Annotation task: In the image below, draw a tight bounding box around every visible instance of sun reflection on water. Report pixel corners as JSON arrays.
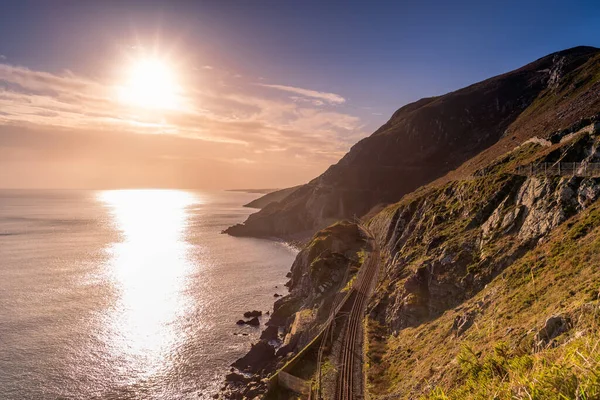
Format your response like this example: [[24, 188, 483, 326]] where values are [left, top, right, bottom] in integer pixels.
[[98, 189, 198, 378]]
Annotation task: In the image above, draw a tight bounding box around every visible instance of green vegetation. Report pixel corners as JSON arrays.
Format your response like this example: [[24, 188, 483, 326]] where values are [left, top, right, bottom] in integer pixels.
[[423, 333, 600, 400], [363, 120, 600, 399], [341, 275, 357, 292], [366, 192, 600, 399], [515, 54, 600, 127]]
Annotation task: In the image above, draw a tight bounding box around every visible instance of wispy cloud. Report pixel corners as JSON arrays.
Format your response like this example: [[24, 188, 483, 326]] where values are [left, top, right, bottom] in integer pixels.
[[259, 83, 346, 105], [0, 60, 367, 188]]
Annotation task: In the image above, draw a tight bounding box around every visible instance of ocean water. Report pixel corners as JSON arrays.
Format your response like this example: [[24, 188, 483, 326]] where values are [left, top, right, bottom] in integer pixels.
[[0, 189, 297, 399]]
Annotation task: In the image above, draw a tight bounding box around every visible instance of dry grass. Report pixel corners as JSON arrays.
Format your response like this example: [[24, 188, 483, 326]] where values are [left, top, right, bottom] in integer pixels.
[[366, 196, 600, 399]]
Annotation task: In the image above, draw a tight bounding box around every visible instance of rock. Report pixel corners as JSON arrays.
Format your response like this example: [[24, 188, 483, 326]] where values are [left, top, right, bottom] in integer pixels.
[[273, 293, 281, 297], [212, 394, 219, 399], [541, 315, 571, 340], [231, 340, 276, 372], [244, 385, 262, 398], [236, 320, 245, 325], [260, 325, 279, 341], [225, 372, 248, 384], [246, 317, 260, 326], [243, 310, 262, 318], [517, 177, 579, 242], [452, 310, 478, 337], [534, 315, 572, 350], [578, 178, 600, 208], [275, 343, 293, 358]]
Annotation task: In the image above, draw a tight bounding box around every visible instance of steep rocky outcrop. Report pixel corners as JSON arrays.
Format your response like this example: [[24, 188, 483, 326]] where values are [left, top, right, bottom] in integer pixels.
[[220, 47, 600, 400], [269, 221, 370, 347], [226, 46, 600, 240], [364, 120, 600, 398], [220, 221, 370, 399]]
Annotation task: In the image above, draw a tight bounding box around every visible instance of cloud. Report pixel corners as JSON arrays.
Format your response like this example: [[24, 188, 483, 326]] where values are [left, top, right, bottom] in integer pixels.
[[0, 60, 369, 188], [259, 83, 346, 105], [0, 55, 6, 60]]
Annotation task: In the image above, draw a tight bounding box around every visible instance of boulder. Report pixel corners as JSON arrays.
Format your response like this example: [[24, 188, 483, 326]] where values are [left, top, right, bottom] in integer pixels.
[[243, 310, 262, 318], [231, 340, 276, 372], [225, 372, 248, 384], [260, 325, 279, 341], [275, 343, 293, 358], [534, 314, 572, 350], [246, 317, 260, 326], [236, 320, 245, 325], [244, 385, 262, 398]]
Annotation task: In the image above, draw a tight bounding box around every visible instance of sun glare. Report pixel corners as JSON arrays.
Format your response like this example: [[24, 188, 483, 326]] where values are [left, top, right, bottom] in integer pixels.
[[118, 57, 182, 110], [98, 189, 198, 376]]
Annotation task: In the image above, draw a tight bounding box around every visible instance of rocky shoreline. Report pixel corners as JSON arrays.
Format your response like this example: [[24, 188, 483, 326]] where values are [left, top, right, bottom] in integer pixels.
[[215, 221, 370, 399]]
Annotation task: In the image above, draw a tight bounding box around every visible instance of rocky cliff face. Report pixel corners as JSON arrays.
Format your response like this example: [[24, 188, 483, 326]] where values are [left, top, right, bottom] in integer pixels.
[[364, 119, 600, 398], [220, 221, 370, 398], [368, 123, 600, 335], [220, 47, 600, 399], [225, 46, 600, 240], [269, 221, 369, 347]]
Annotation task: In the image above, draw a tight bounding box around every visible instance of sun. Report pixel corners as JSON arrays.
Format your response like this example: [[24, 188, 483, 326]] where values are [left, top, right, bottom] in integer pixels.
[[118, 57, 182, 110]]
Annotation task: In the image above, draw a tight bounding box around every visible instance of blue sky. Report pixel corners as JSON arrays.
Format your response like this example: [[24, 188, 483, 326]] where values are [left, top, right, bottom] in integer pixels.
[[0, 0, 599, 188], [2, 0, 599, 115]]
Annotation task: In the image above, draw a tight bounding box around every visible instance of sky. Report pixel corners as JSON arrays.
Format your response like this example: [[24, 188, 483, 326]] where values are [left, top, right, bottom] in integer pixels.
[[0, 0, 599, 189]]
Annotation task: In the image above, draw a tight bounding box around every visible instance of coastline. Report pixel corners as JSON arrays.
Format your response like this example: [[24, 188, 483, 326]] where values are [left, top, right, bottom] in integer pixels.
[[217, 220, 369, 399]]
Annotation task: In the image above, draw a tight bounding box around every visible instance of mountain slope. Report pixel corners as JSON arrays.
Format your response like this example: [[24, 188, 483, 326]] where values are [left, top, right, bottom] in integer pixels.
[[220, 117, 600, 400], [225, 46, 600, 239], [243, 185, 302, 209], [218, 47, 600, 400], [364, 118, 600, 398]]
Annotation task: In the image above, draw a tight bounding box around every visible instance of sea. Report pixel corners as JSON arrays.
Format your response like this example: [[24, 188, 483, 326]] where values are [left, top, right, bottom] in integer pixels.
[[0, 189, 297, 399]]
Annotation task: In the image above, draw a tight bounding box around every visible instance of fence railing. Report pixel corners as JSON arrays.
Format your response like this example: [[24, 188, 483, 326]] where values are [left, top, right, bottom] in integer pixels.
[[515, 162, 600, 177]]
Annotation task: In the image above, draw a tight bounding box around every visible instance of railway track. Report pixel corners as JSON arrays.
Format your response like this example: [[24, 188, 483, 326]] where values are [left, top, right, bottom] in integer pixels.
[[335, 239, 379, 400], [281, 223, 379, 400]]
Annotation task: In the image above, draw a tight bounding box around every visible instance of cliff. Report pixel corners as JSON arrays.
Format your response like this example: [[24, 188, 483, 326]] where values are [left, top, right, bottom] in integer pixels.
[[364, 117, 600, 398], [218, 46, 600, 399], [225, 46, 600, 240]]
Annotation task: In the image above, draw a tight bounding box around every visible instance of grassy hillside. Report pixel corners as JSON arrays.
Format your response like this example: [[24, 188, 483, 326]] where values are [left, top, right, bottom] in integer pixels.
[[364, 119, 600, 399], [366, 199, 600, 398]]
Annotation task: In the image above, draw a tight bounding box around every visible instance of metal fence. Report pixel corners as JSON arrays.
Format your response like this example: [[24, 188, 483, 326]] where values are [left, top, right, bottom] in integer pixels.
[[515, 162, 600, 177]]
